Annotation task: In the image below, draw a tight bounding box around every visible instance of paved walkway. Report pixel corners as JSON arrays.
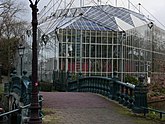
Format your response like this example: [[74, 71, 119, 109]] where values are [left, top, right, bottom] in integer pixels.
[[41, 92, 160, 124]]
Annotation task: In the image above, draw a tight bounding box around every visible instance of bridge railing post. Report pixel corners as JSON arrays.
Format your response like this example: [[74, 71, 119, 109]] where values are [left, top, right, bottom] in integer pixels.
[[111, 71, 119, 100], [77, 72, 82, 92], [21, 71, 31, 105], [127, 88, 134, 109], [132, 75, 148, 113], [4, 82, 10, 96], [52, 70, 55, 90], [66, 71, 72, 91], [6, 70, 17, 94]]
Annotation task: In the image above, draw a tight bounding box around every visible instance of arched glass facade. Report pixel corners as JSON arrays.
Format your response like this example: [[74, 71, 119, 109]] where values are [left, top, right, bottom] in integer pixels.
[[57, 24, 165, 81], [33, 5, 165, 82]]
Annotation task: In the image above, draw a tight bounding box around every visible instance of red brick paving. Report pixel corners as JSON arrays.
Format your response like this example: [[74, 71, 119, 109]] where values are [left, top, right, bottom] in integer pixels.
[[41, 92, 159, 124], [41, 92, 111, 109]]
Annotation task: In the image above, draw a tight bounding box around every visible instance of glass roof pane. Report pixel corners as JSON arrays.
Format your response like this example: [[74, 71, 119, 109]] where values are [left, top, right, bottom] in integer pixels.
[[39, 5, 148, 33]]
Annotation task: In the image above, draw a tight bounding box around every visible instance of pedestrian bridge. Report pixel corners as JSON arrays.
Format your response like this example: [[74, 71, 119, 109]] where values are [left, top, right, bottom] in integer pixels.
[[1, 71, 165, 123], [54, 72, 148, 114], [41, 92, 159, 124], [41, 92, 140, 124]]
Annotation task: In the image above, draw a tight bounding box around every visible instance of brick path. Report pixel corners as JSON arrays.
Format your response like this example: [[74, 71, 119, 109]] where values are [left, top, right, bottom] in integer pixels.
[[41, 92, 160, 124]]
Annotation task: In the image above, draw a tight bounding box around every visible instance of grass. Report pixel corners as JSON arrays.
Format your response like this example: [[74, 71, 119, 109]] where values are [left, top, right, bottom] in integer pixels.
[[114, 104, 164, 124], [97, 94, 165, 124], [42, 108, 61, 124]]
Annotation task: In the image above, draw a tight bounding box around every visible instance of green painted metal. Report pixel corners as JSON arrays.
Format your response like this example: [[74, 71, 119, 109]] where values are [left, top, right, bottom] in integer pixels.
[[132, 75, 148, 113], [52, 71, 165, 118], [3, 71, 43, 123], [53, 70, 68, 91], [64, 72, 149, 113], [142, 107, 165, 119]]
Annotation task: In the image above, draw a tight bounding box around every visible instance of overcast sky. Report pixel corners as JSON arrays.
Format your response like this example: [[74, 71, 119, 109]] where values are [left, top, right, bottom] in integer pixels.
[[20, 0, 165, 29]]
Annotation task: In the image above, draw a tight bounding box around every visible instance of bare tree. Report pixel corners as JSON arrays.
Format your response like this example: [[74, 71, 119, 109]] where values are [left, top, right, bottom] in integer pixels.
[[0, 0, 27, 75], [0, 0, 27, 39]]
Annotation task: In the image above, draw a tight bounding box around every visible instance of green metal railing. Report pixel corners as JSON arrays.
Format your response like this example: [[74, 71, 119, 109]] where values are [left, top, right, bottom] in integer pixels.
[[66, 74, 165, 119], [67, 74, 137, 110], [4, 76, 31, 105], [2, 72, 43, 123], [0, 98, 43, 123], [142, 107, 165, 119], [53, 71, 165, 119], [0, 104, 30, 123]]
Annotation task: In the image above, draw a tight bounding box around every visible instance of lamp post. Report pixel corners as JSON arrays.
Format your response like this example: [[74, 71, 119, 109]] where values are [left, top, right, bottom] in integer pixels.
[[18, 44, 25, 76], [0, 63, 2, 84], [28, 0, 41, 123]]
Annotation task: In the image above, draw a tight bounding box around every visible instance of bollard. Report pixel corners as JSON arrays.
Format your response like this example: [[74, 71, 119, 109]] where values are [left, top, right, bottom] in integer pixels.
[[132, 75, 148, 113]]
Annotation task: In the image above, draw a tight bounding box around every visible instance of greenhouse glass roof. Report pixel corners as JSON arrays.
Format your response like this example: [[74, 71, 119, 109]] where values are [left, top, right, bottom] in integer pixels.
[[38, 5, 150, 33]]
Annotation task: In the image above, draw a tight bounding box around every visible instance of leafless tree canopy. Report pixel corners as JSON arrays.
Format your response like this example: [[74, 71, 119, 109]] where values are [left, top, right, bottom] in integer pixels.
[[0, 0, 27, 75], [0, 0, 27, 39]]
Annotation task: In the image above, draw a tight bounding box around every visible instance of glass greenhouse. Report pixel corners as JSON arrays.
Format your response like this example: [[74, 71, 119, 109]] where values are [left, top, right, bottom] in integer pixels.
[[27, 5, 165, 82]]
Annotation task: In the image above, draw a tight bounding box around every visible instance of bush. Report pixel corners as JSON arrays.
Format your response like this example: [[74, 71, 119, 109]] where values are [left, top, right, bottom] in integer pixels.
[[40, 82, 52, 92], [125, 75, 138, 85]]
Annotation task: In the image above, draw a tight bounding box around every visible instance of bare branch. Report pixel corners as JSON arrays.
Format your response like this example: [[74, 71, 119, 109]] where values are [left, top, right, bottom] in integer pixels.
[[35, 0, 40, 5], [0, 0, 27, 38], [0, 0, 27, 75], [29, 0, 33, 5]]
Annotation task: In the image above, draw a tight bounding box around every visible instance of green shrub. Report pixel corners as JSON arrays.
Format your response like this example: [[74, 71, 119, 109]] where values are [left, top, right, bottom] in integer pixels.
[[0, 84, 8, 111], [40, 82, 52, 92], [72, 73, 77, 80], [125, 75, 138, 85]]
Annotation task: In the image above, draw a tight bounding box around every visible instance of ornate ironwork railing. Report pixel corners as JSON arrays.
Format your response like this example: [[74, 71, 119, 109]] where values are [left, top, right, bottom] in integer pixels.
[[2, 72, 43, 123], [53, 71, 165, 120], [0, 98, 43, 123], [67, 74, 137, 110]]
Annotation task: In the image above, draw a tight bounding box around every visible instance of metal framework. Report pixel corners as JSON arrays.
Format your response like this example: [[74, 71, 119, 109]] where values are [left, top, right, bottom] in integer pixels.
[[26, 5, 165, 82]]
